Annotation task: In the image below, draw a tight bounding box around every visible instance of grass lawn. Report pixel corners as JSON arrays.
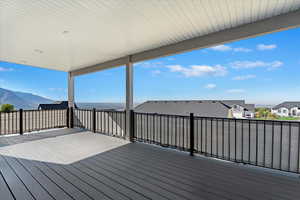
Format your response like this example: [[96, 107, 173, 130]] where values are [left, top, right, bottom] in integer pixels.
[[277, 116, 300, 121], [256, 117, 300, 121]]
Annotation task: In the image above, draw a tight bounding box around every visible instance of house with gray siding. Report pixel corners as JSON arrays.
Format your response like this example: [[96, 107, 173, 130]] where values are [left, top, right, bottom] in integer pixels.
[[135, 100, 255, 119], [271, 102, 300, 117]]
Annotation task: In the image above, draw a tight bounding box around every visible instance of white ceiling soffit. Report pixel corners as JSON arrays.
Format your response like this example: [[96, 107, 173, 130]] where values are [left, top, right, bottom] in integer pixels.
[[1, 1, 300, 75]]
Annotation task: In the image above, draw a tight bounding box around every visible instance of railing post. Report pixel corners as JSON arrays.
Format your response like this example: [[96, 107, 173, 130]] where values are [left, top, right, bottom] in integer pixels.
[[66, 108, 70, 128], [129, 109, 135, 142], [70, 107, 74, 128], [93, 108, 96, 133], [19, 109, 23, 135], [190, 113, 194, 156]]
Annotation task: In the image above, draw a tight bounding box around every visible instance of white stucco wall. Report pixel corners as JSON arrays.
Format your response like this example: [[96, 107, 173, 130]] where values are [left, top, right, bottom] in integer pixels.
[[272, 107, 290, 117], [231, 104, 254, 119], [290, 107, 300, 116]]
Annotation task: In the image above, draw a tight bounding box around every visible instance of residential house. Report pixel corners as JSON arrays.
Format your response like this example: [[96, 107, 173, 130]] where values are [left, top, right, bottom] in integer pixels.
[[135, 100, 255, 119], [38, 101, 77, 110], [271, 102, 300, 117]]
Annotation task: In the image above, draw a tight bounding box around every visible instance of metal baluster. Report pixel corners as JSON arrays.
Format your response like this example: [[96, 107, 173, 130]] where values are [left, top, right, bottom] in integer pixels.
[[183, 117, 185, 150], [248, 120, 251, 164], [201, 118, 203, 153], [288, 122, 291, 171], [242, 120, 244, 162], [160, 115, 162, 145], [175, 116, 178, 148], [222, 119, 224, 158], [280, 122, 283, 170], [196, 118, 198, 152], [255, 121, 258, 166], [167, 115, 169, 146], [152, 114, 155, 143], [216, 119, 218, 157], [228, 120, 230, 160], [235, 119, 237, 162], [211, 118, 213, 156], [205, 118, 208, 155], [147, 113, 149, 142], [263, 120, 266, 167], [271, 121, 274, 169]]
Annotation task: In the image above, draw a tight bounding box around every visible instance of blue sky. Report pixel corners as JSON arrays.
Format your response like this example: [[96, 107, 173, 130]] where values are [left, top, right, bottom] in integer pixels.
[[1, 27, 300, 105]]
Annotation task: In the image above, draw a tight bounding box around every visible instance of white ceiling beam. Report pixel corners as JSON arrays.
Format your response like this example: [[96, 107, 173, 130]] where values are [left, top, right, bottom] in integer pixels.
[[71, 9, 300, 76]]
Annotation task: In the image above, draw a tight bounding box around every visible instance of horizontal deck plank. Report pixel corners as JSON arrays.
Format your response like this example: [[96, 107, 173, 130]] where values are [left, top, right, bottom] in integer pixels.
[[104, 144, 298, 200], [0, 155, 35, 200], [0, 170, 15, 200], [16, 158, 74, 200], [0, 129, 299, 200], [3, 156, 54, 200]]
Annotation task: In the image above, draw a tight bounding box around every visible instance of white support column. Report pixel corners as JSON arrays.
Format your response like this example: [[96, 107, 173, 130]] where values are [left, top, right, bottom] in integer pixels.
[[68, 72, 74, 128], [68, 72, 74, 108], [126, 56, 133, 139]]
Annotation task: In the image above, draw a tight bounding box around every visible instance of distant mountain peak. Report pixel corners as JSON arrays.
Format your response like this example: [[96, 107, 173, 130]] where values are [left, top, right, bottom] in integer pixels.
[[0, 87, 54, 109]]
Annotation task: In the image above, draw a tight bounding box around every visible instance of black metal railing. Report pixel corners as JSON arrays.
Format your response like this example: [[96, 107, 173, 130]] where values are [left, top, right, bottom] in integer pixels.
[[1, 107, 299, 174], [134, 112, 191, 151], [0, 109, 67, 135], [134, 112, 300, 174], [73, 108, 126, 138]]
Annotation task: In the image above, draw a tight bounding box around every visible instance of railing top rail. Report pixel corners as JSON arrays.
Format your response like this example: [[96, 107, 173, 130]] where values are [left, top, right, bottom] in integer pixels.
[[22, 108, 67, 112], [134, 111, 300, 124], [75, 108, 125, 113], [0, 110, 19, 113], [134, 111, 189, 118]]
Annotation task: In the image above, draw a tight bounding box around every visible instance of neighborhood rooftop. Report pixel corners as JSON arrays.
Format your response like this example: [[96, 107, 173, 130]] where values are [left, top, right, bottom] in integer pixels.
[[135, 100, 255, 118], [273, 101, 300, 109]]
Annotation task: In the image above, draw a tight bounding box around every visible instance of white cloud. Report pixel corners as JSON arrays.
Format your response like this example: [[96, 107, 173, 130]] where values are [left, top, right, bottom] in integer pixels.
[[204, 83, 216, 89], [230, 60, 283, 70], [0, 67, 14, 72], [232, 74, 256, 80], [233, 47, 252, 52], [226, 89, 245, 93], [210, 45, 252, 52], [257, 44, 277, 50], [167, 64, 227, 77], [211, 45, 232, 51]]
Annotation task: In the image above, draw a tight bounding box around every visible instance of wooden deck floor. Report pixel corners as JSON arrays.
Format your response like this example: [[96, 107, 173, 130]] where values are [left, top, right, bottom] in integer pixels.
[[0, 129, 299, 200]]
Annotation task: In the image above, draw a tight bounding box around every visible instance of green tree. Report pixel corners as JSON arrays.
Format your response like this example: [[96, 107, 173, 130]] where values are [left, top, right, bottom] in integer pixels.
[[0, 104, 14, 112], [255, 107, 271, 119]]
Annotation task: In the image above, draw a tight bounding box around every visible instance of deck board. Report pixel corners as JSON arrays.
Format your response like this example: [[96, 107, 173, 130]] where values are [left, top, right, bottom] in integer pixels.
[[0, 170, 15, 200], [32, 160, 92, 200], [0, 155, 35, 200], [45, 162, 110, 200], [0, 129, 299, 200], [3, 156, 54, 200], [16, 158, 74, 200], [106, 145, 296, 200]]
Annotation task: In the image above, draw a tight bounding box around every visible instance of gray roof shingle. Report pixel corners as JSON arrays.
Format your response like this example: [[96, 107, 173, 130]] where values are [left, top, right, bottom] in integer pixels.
[[273, 102, 300, 110], [135, 100, 254, 118]]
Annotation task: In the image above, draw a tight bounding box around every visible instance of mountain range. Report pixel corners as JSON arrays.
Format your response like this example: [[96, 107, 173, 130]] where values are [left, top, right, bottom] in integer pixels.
[[0, 88, 53, 109]]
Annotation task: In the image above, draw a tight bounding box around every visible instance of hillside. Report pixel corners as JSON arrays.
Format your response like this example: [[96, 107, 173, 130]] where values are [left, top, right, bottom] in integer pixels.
[[0, 88, 53, 109]]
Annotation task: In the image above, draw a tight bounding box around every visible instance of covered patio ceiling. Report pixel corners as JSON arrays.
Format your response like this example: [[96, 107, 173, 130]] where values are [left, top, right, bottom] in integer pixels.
[[1, 0, 300, 76]]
